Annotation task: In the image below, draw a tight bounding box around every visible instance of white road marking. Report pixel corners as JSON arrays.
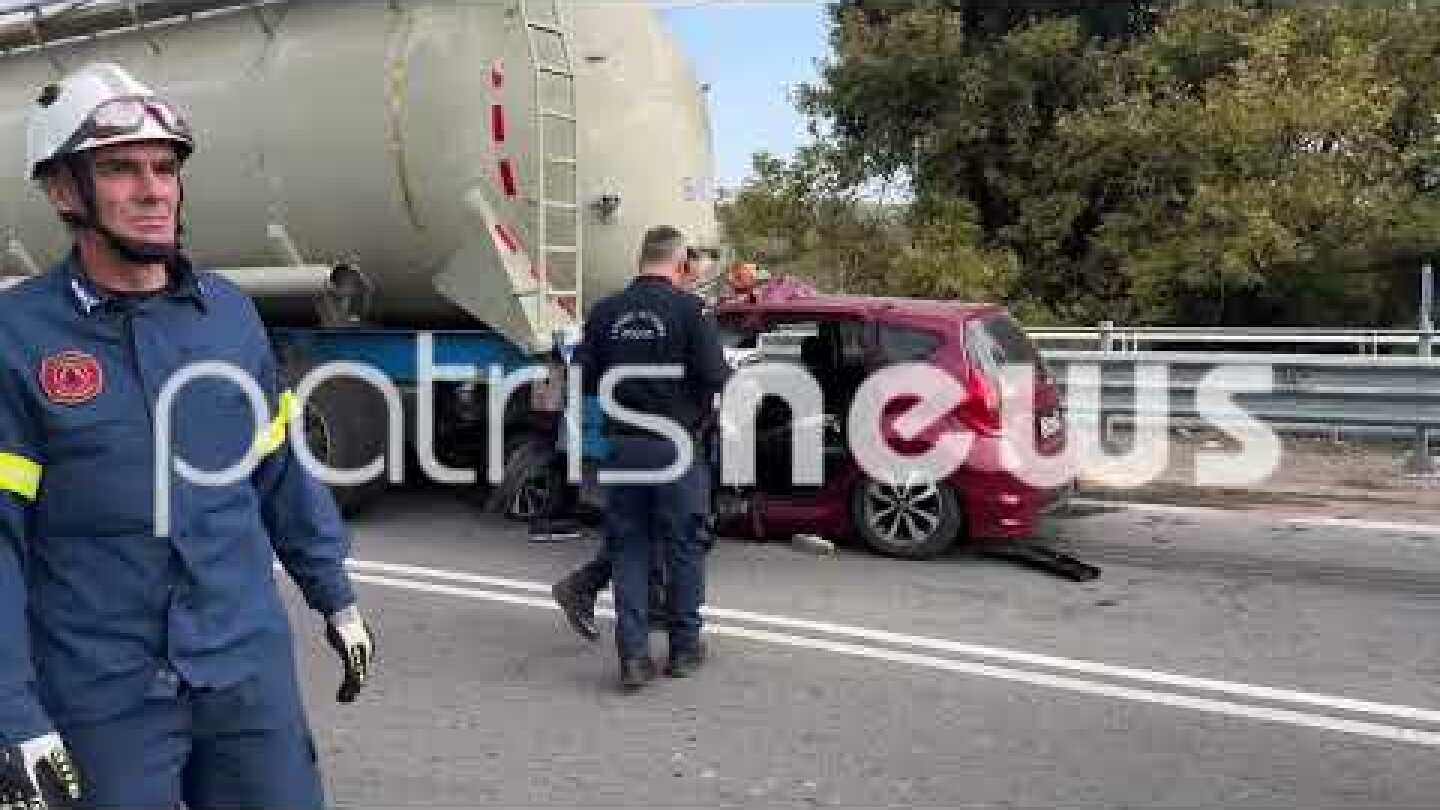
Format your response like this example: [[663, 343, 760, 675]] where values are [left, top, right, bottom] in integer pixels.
[[1284, 516, 1440, 535], [1070, 497, 1440, 536], [348, 560, 1440, 732], [348, 570, 1440, 748]]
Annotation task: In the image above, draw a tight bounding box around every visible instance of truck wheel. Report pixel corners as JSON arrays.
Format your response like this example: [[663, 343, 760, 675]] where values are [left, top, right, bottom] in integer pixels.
[[850, 477, 963, 560], [289, 369, 393, 517], [501, 435, 570, 522]]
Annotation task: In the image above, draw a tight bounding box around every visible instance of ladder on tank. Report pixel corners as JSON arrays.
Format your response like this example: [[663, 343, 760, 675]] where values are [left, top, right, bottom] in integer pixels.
[[518, 0, 582, 347]]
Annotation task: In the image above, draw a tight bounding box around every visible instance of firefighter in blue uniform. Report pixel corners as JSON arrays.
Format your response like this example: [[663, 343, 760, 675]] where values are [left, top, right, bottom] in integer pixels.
[[0, 63, 374, 809]]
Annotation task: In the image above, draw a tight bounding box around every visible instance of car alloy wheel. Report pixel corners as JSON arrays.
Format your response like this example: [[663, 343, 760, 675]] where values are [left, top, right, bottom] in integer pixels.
[[864, 479, 943, 547], [852, 475, 964, 560]]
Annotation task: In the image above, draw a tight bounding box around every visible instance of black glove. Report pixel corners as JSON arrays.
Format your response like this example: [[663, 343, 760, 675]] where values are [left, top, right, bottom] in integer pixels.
[[326, 606, 375, 704], [1, 733, 81, 809]]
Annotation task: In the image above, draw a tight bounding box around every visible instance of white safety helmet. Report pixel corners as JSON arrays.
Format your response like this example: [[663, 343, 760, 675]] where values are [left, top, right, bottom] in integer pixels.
[[25, 62, 193, 181]]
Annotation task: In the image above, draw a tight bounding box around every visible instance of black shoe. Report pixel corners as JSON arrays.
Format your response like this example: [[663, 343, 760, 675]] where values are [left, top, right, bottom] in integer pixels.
[[530, 518, 583, 544], [666, 643, 708, 678], [552, 578, 599, 642], [620, 657, 657, 691]]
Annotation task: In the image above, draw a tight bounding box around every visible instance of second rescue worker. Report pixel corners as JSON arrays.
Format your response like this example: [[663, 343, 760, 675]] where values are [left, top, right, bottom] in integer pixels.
[[581, 227, 730, 690], [0, 64, 373, 809]]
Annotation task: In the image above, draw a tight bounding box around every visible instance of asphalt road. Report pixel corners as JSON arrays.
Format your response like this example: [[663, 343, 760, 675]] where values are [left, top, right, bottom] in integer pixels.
[[283, 486, 1440, 808]]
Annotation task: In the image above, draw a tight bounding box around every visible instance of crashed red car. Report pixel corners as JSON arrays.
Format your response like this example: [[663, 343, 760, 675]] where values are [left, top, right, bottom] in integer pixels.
[[710, 291, 1073, 560]]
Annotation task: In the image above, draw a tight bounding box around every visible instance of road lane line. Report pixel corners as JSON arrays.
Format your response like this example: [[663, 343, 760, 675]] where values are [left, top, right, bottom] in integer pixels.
[[349, 561, 552, 595], [1284, 515, 1440, 535], [1070, 497, 1440, 536], [348, 559, 1440, 727], [352, 571, 558, 611], [349, 571, 1440, 748], [1071, 498, 1231, 518]]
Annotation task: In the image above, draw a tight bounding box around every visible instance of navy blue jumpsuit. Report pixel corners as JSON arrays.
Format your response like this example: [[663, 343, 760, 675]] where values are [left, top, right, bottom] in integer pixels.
[[0, 252, 354, 808]]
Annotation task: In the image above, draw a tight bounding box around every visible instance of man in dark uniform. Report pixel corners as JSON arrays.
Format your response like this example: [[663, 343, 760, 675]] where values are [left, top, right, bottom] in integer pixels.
[[0, 63, 373, 809], [550, 249, 715, 642], [579, 227, 729, 689]]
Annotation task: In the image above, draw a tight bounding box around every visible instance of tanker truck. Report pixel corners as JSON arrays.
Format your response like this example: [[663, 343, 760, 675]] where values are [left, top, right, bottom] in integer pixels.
[[0, 0, 721, 513]]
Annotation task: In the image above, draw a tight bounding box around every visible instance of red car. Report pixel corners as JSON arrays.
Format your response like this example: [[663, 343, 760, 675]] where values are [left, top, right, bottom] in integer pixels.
[[711, 293, 1072, 560]]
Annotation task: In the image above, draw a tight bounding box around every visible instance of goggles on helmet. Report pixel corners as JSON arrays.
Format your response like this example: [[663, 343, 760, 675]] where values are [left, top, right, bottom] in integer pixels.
[[56, 95, 193, 158]]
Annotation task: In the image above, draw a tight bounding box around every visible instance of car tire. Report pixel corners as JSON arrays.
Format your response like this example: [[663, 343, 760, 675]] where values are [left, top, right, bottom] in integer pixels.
[[850, 476, 964, 560]]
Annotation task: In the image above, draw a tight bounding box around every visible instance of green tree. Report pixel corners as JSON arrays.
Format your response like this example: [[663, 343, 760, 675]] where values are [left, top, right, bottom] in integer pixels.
[[1039, 4, 1440, 324], [723, 0, 1440, 326], [717, 151, 1017, 303]]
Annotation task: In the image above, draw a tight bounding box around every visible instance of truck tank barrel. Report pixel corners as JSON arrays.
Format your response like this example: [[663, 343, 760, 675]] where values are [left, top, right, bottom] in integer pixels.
[[0, 0, 719, 351], [0, 1, 282, 53]]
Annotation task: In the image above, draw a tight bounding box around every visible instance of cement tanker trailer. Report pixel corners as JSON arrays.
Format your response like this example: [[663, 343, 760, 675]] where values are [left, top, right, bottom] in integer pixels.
[[0, 0, 721, 512]]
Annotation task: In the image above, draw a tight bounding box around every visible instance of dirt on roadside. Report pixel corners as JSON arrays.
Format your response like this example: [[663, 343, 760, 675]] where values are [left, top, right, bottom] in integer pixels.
[[1075, 430, 1440, 523]]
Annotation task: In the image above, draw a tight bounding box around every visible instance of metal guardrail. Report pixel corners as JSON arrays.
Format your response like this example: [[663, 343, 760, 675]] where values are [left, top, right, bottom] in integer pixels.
[[1030, 324, 1437, 355], [1038, 350, 1440, 472]]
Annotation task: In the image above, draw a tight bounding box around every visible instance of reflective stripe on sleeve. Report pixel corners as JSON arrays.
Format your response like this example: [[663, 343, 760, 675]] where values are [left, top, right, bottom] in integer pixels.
[[255, 390, 298, 458], [0, 452, 42, 501]]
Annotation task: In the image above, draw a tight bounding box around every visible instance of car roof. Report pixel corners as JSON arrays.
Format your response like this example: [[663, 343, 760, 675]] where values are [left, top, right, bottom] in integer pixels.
[[716, 292, 1007, 328]]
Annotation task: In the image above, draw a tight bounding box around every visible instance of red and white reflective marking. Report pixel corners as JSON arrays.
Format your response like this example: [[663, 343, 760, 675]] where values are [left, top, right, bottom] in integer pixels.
[[498, 158, 518, 197], [491, 104, 506, 144], [493, 223, 519, 254]]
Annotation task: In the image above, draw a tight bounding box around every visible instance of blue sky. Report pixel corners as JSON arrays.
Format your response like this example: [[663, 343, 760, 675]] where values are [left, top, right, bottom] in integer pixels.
[[656, 1, 830, 191]]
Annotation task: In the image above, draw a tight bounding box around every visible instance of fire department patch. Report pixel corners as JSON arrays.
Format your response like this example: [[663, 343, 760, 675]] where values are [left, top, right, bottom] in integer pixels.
[[40, 350, 103, 406]]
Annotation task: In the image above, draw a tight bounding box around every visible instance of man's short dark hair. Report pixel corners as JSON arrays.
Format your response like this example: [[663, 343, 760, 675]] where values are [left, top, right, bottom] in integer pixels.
[[639, 225, 686, 266]]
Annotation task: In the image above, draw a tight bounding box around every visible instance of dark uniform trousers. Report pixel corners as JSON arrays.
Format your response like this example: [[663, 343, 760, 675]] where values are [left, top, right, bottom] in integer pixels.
[[61, 641, 322, 810], [604, 435, 710, 661]]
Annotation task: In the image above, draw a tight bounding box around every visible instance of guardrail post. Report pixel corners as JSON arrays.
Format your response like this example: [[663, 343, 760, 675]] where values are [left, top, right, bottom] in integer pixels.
[[1099, 320, 1115, 354], [1410, 263, 1436, 474]]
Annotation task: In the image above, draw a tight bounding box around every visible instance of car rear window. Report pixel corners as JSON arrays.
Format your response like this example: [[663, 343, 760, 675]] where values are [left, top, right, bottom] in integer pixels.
[[879, 325, 942, 363], [966, 314, 1039, 370]]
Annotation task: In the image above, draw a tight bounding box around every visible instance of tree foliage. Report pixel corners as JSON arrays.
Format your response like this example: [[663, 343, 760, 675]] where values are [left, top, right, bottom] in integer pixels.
[[718, 0, 1440, 326]]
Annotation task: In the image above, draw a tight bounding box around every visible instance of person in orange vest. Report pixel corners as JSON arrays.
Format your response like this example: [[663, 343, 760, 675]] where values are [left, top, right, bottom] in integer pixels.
[[721, 261, 762, 304]]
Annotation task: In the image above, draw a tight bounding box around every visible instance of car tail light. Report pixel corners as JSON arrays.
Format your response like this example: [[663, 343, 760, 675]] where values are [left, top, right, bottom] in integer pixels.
[[962, 362, 1003, 434], [961, 360, 1063, 440]]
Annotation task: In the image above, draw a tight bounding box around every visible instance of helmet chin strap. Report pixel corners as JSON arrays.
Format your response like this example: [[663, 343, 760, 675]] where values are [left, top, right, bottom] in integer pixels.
[[60, 155, 184, 267]]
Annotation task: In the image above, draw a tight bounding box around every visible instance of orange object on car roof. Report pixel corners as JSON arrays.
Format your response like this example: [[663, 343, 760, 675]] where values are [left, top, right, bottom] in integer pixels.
[[728, 262, 759, 293]]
